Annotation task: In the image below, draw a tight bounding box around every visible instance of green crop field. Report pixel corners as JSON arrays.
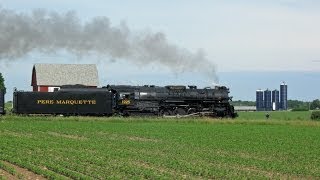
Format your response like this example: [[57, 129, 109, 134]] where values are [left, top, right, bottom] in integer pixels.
[[237, 111, 312, 121], [1, 112, 320, 179]]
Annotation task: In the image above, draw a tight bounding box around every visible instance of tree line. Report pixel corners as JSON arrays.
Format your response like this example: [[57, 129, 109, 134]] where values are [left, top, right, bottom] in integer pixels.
[[0, 72, 5, 94], [232, 99, 320, 110]]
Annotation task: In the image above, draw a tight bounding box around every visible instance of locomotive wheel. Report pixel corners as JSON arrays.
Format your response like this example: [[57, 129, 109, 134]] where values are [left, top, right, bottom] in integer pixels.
[[187, 108, 197, 114], [175, 108, 187, 115], [122, 111, 130, 117], [161, 109, 173, 116]]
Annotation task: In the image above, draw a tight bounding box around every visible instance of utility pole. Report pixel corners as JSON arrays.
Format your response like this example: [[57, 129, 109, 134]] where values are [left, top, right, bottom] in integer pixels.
[[309, 102, 311, 111]]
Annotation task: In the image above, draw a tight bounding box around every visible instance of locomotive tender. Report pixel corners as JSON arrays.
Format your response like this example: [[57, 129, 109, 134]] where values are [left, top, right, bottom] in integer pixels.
[[13, 89, 113, 116], [10, 84, 237, 118]]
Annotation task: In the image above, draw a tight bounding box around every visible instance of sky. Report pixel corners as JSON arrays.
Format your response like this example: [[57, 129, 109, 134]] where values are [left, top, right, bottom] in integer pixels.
[[0, 0, 319, 101]]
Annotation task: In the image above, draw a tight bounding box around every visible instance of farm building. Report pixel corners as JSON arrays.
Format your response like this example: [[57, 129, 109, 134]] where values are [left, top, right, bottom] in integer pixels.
[[234, 106, 256, 112], [31, 64, 99, 92]]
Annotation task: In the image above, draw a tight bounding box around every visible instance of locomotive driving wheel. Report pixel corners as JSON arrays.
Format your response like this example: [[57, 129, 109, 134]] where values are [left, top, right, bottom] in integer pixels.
[[160, 109, 173, 116], [187, 108, 197, 114], [174, 107, 187, 116]]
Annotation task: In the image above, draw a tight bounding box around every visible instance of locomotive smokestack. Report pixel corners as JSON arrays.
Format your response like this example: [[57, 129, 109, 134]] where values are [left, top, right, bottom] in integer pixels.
[[0, 7, 218, 82]]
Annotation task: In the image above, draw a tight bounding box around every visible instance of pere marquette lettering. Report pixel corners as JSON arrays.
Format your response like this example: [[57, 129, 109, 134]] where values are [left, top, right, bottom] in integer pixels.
[[37, 100, 97, 105]]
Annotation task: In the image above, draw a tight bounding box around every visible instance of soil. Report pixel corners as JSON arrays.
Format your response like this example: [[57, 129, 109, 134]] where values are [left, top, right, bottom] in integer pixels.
[[1, 161, 46, 180]]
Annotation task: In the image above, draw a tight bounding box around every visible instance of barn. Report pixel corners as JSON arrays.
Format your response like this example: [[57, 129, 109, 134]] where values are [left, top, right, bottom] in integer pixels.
[[31, 64, 99, 92]]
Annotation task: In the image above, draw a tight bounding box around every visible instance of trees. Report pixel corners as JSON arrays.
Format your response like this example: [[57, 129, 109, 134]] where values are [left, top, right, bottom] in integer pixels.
[[311, 111, 320, 120], [288, 100, 309, 111], [231, 100, 255, 106], [310, 99, 320, 110], [0, 73, 6, 94], [232, 100, 311, 110]]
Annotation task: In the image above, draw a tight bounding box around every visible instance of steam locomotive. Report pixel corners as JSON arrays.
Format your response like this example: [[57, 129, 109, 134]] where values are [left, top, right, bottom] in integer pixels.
[[2, 84, 237, 118], [107, 85, 236, 117]]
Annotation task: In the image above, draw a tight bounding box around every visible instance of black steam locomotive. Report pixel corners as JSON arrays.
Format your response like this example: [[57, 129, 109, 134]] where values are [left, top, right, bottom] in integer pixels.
[[8, 84, 237, 118], [107, 85, 236, 117]]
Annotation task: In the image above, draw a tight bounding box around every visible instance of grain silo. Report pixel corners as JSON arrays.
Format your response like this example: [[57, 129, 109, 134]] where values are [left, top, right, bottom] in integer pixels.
[[264, 89, 272, 111], [256, 89, 264, 111], [280, 82, 288, 110], [272, 89, 280, 111]]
